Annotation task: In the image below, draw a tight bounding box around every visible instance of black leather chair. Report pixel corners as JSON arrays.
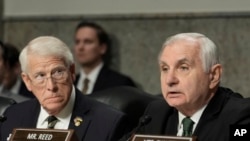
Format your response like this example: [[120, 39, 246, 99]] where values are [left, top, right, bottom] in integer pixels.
[[88, 86, 161, 131], [0, 96, 16, 115]]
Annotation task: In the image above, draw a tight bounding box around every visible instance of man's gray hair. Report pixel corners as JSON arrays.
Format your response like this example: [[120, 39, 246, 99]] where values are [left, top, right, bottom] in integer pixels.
[[159, 33, 220, 73], [19, 36, 74, 73]]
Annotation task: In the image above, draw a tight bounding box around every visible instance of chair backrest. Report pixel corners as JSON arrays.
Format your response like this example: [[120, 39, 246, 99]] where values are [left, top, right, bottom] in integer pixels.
[[0, 96, 16, 115], [88, 86, 161, 131]]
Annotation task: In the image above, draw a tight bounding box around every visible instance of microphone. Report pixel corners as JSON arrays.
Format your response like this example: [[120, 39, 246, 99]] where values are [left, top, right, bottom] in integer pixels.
[[137, 115, 152, 127], [0, 115, 7, 122], [126, 115, 152, 141]]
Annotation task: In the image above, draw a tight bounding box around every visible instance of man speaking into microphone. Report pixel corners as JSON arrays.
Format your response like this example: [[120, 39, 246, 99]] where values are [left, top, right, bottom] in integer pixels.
[[121, 33, 250, 141], [0, 36, 128, 141]]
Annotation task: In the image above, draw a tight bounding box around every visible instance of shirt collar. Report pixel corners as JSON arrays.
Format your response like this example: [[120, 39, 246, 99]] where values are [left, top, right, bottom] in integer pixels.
[[80, 62, 103, 83], [38, 86, 76, 126], [78, 62, 103, 94], [0, 84, 3, 93], [9, 78, 21, 94], [178, 104, 207, 130], [0, 78, 21, 95]]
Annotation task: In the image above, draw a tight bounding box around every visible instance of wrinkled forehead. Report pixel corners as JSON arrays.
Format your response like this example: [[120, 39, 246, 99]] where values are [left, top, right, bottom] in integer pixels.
[[159, 39, 202, 66], [160, 38, 200, 57], [26, 55, 67, 71], [165, 37, 200, 47], [162, 39, 200, 55]]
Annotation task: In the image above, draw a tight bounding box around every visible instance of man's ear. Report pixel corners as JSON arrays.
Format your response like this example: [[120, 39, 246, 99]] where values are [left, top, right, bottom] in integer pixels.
[[21, 72, 32, 91], [14, 62, 21, 74], [209, 64, 222, 89], [69, 64, 76, 81], [100, 44, 107, 55]]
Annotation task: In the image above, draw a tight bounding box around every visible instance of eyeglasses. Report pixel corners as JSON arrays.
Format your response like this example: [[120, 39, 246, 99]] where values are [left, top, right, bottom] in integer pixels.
[[27, 67, 69, 87]]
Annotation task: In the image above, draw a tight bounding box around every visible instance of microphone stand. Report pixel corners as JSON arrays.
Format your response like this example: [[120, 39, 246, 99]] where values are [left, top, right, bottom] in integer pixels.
[[0, 115, 7, 122], [126, 115, 152, 141]]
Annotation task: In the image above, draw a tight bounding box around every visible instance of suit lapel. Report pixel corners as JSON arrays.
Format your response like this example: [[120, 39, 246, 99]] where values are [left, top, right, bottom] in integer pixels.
[[69, 113, 91, 141], [194, 87, 229, 135], [93, 66, 106, 92], [165, 109, 178, 135], [21, 99, 41, 127], [76, 66, 107, 92], [68, 89, 92, 141], [146, 100, 178, 135]]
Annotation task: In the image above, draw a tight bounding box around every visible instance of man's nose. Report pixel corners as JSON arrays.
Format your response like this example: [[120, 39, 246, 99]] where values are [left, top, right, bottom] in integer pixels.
[[45, 77, 58, 92], [165, 70, 179, 87]]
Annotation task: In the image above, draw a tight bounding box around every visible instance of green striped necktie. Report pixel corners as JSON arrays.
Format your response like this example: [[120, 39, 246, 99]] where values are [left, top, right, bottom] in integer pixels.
[[182, 117, 194, 137]]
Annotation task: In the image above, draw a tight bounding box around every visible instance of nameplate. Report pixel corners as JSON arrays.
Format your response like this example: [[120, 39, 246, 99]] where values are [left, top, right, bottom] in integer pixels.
[[132, 134, 196, 141], [10, 128, 78, 141]]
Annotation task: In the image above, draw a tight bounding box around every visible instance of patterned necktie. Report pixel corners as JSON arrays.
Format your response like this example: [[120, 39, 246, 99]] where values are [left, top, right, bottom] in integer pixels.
[[47, 116, 58, 129], [82, 78, 89, 94], [182, 117, 194, 137]]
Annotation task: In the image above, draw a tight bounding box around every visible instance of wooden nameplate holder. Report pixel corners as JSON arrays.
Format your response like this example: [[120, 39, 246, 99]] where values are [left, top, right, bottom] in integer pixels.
[[9, 128, 78, 141]]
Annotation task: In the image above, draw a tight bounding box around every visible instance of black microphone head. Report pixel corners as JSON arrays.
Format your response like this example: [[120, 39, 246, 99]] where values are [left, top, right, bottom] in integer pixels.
[[0, 115, 7, 122], [126, 115, 152, 141], [139, 115, 152, 126]]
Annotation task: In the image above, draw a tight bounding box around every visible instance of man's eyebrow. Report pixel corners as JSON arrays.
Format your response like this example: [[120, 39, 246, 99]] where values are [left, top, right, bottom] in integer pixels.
[[50, 66, 66, 71], [159, 58, 190, 65], [177, 58, 190, 64], [159, 60, 167, 66]]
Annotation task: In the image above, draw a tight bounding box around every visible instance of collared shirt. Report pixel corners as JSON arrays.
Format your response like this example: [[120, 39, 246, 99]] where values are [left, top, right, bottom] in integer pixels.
[[76, 62, 103, 95], [0, 84, 3, 94], [36, 86, 76, 129], [9, 78, 21, 95], [177, 105, 207, 136], [0, 78, 21, 95]]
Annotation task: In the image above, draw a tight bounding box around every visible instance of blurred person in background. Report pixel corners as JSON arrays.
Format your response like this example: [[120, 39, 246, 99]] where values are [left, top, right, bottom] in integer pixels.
[[0, 42, 31, 102], [2, 43, 33, 99], [74, 21, 136, 95], [0, 41, 6, 90]]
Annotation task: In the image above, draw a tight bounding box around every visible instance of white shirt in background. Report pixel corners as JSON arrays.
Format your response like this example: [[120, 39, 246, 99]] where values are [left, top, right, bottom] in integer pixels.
[[76, 62, 103, 94]]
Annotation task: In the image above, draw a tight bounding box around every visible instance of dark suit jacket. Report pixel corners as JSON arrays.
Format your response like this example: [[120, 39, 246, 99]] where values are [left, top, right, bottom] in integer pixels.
[[75, 66, 136, 93], [135, 87, 250, 141], [0, 96, 16, 115], [0, 89, 128, 141]]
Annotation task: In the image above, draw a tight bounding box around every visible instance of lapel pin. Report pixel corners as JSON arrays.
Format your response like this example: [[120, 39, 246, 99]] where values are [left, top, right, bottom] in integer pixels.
[[74, 116, 83, 127]]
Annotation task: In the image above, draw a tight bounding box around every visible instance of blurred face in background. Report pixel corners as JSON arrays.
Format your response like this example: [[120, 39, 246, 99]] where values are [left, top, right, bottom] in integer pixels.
[[0, 50, 6, 83], [2, 62, 21, 89], [74, 27, 106, 68]]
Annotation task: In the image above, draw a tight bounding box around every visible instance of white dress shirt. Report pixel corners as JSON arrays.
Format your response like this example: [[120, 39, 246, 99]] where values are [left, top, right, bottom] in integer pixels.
[[177, 105, 207, 136], [9, 78, 21, 95], [36, 86, 76, 129], [0, 77, 21, 95], [0, 84, 3, 94], [76, 62, 103, 94]]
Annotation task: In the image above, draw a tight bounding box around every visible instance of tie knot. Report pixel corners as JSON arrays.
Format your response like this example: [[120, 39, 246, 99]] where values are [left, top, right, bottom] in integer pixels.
[[182, 117, 194, 137], [84, 78, 89, 83], [47, 116, 58, 129]]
